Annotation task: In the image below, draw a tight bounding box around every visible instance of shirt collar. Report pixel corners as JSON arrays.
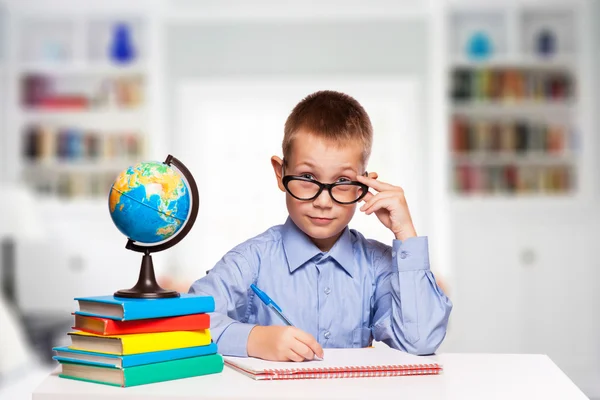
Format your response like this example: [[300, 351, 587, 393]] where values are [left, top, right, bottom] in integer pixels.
[[281, 217, 356, 277]]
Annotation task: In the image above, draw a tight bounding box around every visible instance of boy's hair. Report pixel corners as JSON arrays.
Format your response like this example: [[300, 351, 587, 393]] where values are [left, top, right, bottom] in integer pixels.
[[283, 90, 373, 165]]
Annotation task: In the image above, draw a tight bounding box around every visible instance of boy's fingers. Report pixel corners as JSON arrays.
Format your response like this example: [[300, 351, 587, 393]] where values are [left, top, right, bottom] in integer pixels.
[[356, 175, 396, 192], [287, 350, 304, 362], [363, 197, 394, 215], [367, 172, 378, 180], [294, 330, 324, 358], [360, 191, 375, 203], [291, 340, 315, 360], [360, 192, 395, 211]]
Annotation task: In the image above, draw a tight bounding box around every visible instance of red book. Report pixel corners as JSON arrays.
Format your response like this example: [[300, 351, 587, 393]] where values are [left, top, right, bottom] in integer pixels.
[[38, 96, 88, 109], [73, 313, 210, 336]]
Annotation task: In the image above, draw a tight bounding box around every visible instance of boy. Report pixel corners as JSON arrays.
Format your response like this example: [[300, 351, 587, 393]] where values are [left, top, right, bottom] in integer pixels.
[[189, 90, 452, 361]]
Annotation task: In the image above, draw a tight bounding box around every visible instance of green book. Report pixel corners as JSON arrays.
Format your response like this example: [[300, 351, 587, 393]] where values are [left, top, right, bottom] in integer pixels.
[[59, 354, 223, 387]]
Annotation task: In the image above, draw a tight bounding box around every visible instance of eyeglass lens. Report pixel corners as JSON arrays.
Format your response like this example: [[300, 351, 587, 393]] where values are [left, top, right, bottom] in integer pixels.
[[286, 179, 365, 203]]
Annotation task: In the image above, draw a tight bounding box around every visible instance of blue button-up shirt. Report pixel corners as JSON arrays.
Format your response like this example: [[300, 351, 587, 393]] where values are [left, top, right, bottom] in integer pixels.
[[189, 217, 452, 357]]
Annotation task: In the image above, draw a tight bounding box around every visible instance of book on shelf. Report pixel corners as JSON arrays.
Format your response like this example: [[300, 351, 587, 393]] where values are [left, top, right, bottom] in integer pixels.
[[453, 164, 573, 195], [451, 67, 574, 102], [22, 73, 145, 110], [451, 117, 570, 155], [22, 124, 143, 162]]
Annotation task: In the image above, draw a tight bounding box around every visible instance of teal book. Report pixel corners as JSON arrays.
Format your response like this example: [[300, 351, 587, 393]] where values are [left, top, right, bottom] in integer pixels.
[[74, 294, 215, 321], [53, 342, 218, 368], [59, 354, 224, 387]]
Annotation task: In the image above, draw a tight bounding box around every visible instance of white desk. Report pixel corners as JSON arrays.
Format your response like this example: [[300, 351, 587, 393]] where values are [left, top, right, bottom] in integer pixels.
[[32, 353, 588, 400]]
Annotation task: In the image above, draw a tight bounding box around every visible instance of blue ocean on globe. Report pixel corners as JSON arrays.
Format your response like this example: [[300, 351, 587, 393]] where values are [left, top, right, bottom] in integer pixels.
[[109, 161, 191, 244]]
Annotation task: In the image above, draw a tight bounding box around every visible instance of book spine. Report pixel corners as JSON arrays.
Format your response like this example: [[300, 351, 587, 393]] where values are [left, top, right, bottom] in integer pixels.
[[103, 319, 116, 335]]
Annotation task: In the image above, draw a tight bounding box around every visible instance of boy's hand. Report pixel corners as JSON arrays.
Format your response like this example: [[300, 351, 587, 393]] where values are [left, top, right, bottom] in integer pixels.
[[356, 173, 417, 241], [247, 325, 324, 362]]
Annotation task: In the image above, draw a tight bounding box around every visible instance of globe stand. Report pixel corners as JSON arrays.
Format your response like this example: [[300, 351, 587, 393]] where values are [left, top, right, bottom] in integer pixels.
[[114, 154, 199, 299], [114, 250, 179, 299]]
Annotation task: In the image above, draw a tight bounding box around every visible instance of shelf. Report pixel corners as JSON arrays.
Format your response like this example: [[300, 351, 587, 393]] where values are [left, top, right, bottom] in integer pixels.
[[521, 8, 575, 56], [19, 18, 76, 65], [449, 9, 508, 59], [450, 55, 576, 69], [449, 193, 581, 208], [18, 62, 146, 76], [20, 109, 146, 128], [10, 15, 150, 205], [22, 160, 137, 172], [452, 152, 576, 165], [451, 101, 575, 116], [445, 3, 584, 202]]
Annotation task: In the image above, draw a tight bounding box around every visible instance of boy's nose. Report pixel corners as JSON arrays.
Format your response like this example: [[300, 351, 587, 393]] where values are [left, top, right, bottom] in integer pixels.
[[312, 188, 333, 208]]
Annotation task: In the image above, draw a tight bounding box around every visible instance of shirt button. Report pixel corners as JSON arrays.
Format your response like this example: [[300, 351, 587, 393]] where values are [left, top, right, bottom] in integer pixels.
[[324, 287, 331, 295], [324, 331, 331, 339], [400, 251, 408, 259], [392, 251, 397, 257]]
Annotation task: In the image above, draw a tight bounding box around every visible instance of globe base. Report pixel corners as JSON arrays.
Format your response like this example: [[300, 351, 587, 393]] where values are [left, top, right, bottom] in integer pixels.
[[114, 253, 180, 299]]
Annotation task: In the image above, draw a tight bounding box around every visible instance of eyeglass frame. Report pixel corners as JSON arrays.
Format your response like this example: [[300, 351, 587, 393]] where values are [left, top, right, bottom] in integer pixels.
[[281, 161, 369, 205]]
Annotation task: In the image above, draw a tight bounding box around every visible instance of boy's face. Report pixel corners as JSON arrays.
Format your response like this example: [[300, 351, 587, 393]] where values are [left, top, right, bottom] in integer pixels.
[[271, 130, 365, 251]]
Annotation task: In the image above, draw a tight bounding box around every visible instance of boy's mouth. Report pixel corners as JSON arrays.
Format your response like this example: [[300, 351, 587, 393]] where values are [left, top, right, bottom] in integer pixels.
[[308, 216, 334, 225]]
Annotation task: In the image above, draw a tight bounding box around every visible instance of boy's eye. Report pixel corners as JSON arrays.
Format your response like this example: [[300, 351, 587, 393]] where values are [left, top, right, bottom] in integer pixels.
[[300, 173, 316, 180], [336, 177, 351, 183]]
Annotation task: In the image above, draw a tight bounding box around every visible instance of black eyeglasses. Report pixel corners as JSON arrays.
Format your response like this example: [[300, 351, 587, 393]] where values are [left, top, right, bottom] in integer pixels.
[[282, 168, 369, 205]]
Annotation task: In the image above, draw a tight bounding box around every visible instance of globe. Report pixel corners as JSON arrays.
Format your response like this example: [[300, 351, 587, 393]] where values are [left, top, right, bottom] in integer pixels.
[[108, 155, 199, 299], [109, 161, 191, 244]]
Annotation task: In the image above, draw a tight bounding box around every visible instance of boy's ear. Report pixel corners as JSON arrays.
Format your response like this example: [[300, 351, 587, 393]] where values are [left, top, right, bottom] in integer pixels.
[[271, 156, 286, 192]]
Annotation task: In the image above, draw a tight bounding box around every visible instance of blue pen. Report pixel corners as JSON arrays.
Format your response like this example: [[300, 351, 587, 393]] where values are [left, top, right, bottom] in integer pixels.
[[250, 284, 323, 361], [251, 284, 294, 326]]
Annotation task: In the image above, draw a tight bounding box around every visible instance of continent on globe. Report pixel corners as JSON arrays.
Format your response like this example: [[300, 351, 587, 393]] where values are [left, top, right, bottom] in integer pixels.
[[109, 161, 191, 244]]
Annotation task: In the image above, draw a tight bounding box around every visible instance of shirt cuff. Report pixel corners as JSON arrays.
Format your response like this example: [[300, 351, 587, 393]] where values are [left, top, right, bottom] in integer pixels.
[[216, 322, 256, 357], [392, 236, 430, 272]]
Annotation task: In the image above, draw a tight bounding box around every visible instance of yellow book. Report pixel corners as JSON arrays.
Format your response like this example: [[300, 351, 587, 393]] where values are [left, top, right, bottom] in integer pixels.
[[68, 330, 211, 355]]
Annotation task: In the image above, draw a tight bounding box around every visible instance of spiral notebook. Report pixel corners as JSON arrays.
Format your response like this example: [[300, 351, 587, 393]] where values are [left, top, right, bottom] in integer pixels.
[[224, 347, 442, 380]]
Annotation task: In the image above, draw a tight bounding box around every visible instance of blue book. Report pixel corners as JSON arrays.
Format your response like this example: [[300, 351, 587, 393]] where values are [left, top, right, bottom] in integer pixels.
[[52, 342, 218, 368], [74, 294, 215, 321]]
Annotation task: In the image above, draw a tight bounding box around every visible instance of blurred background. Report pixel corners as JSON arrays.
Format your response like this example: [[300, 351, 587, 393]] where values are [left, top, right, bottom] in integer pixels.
[[0, 0, 598, 398]]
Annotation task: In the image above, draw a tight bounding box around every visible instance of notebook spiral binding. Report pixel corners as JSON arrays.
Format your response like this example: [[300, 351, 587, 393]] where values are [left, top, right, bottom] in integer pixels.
[[263, 363, 442, 380]]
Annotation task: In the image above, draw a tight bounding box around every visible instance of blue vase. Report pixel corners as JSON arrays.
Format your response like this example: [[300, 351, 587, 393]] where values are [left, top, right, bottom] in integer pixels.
[[536, 29, 556, 57], [467, 31, 493, 60], [110, 23, 136, 64]]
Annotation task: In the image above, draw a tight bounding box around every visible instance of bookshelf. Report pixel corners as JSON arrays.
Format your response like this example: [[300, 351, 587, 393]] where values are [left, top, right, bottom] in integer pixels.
[[9, 14, 148, 204], [447, 5, 583, 198], [446, 3, 600, 397]]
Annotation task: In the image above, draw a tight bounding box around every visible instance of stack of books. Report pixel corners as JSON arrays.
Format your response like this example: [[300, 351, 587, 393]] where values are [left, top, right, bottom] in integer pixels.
[[52, 294, 223, 387]]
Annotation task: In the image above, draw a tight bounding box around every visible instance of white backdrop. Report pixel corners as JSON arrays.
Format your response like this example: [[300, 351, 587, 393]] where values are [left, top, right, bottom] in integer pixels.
[[173, 78, 426, 280]]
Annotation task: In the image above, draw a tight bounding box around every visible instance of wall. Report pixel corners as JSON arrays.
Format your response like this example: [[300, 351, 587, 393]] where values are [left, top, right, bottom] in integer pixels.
[[163, 18, 437, 281]]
